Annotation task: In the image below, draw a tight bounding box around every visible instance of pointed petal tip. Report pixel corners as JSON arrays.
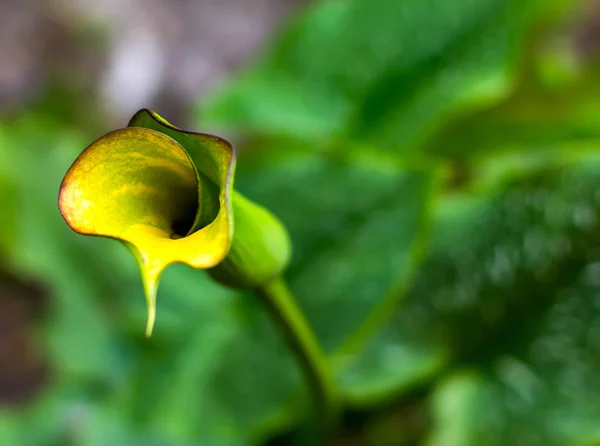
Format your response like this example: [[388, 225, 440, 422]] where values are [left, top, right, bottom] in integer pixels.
[[145, 304, 156, 338], [139, 260, 163, 339]]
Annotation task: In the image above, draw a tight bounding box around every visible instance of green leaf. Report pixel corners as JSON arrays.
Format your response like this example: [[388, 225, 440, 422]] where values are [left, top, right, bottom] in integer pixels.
[[340, 152, 600, 407], [94, 270, 298, 445], [424, 61, 600, 160], [236, 147, 437, 354], [105, 265, 250, 445], [201, 0, 569, 154], [427, 269, 600, 446], [2, 120, 124, 380]]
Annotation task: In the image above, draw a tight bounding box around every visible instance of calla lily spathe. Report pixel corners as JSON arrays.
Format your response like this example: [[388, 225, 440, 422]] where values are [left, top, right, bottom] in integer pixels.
[[59, 110, 290, 336]]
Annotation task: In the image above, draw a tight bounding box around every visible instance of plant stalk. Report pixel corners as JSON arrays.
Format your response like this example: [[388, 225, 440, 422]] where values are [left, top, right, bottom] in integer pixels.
[[255, 276, 338, 427]]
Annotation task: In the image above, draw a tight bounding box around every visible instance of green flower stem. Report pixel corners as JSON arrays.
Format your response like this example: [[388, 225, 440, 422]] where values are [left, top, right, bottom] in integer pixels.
[[255, 276, 339, 427]]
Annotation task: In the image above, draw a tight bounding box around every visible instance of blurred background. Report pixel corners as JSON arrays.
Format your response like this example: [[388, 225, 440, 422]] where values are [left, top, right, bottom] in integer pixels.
[[2, 0, 600, 445]]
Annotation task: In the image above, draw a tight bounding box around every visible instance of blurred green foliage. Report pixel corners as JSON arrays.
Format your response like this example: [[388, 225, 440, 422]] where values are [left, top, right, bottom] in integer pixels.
[[2, 0, 600, 444]]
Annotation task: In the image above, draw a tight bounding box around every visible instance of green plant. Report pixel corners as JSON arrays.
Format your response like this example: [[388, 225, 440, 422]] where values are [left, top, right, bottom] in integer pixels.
[[58, 110, 339, 433], [2, 0, 600, 445]]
